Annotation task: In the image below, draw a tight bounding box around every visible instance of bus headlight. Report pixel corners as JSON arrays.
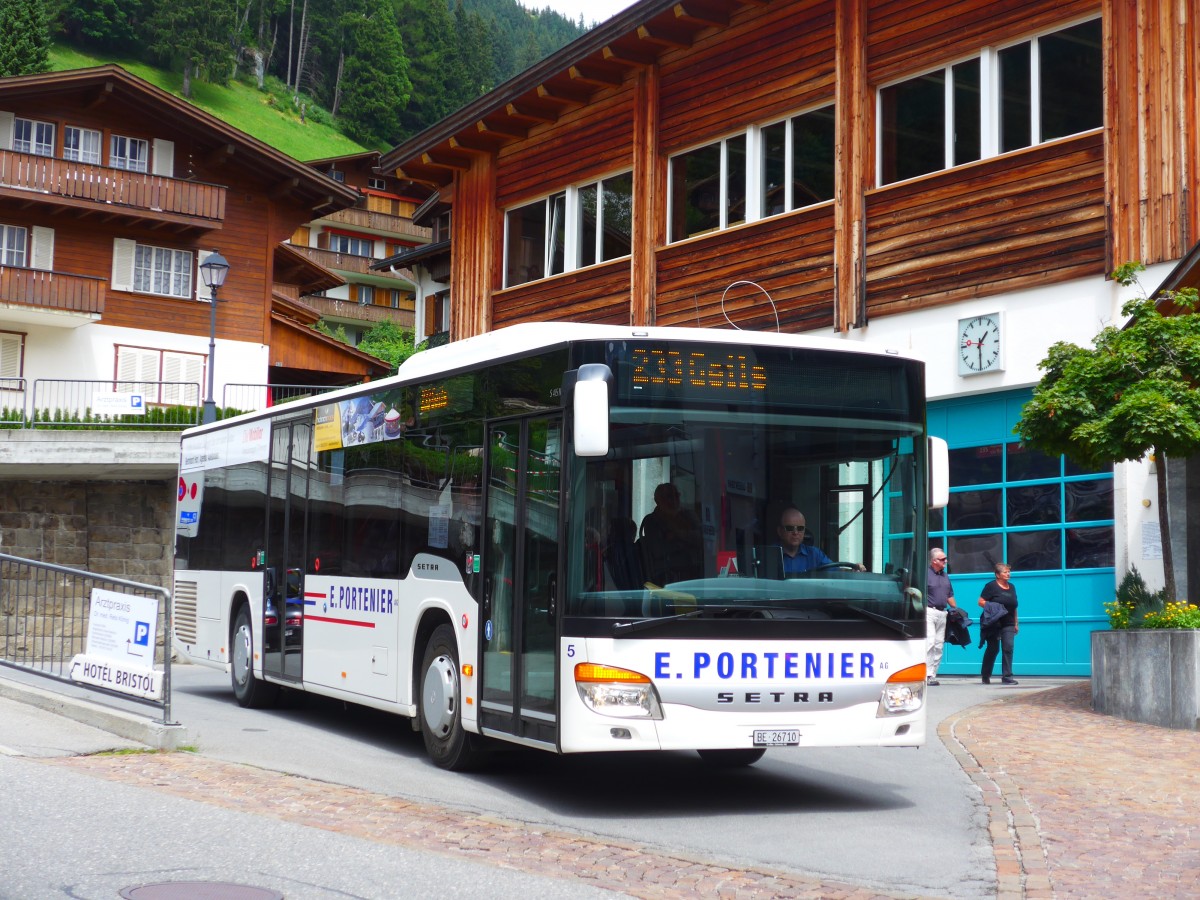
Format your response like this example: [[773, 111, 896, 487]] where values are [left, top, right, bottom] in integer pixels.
[[877, 663, 926, 716], [575, 663, 664, 719]]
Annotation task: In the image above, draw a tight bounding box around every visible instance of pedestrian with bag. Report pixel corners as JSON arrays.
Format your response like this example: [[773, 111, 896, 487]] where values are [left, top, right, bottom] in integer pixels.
[[978, 561, 1019, 685], [924, 548, 956, 685]]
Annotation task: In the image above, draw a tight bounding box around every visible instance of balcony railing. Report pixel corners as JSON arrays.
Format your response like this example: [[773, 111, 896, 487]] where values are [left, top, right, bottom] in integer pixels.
[[321, 206, 432, 241], [303, 294, 415, 326], [0, 381, 349, 429], [0, 149, 226, 222], [293, 246, 415, 281], [0, 265, 105, 315]]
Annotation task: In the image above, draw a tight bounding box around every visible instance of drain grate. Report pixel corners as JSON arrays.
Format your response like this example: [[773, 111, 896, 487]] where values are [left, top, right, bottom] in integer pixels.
[[120, 883, 284, 900]]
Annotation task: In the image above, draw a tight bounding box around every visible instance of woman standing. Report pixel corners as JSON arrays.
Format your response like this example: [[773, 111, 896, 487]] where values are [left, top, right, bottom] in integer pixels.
[[978, 562, 1019, 685]]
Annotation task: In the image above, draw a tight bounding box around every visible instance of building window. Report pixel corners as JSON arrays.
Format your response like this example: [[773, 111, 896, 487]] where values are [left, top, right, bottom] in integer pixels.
[[879, 18, 1101, 185], [0, 224, 28, 267], [134, 244, 194, 298], [368, 176, 387, 190], [355, 283, 374, 305], [13, 117, 54, 156], [330, 233, 373, 257], [668, 106, 835, 243], [503, 171, 633, 288], [63, 126, 102, 164], [110, 135, 149, 172], [115, 345, 205, 406], [0, 330, 24, 381]]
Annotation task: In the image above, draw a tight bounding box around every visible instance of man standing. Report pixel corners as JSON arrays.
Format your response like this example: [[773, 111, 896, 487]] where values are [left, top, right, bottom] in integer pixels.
[[925, 548, 956, 685]]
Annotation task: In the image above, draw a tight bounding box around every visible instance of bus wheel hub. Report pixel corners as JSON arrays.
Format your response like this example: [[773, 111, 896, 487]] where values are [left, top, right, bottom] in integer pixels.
[[423, 654, 457, 736]]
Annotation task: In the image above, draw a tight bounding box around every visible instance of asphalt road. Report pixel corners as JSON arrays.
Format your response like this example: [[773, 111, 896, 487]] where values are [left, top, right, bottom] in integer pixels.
[[1, 663, 1073, 898]]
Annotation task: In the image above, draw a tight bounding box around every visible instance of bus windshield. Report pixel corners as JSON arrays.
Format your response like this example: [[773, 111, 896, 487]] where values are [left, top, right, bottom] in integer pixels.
[[565, 406, 923, 624]]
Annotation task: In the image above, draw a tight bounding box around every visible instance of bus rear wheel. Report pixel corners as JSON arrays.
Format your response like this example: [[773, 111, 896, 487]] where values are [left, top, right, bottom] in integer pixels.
[[419, 623, 485, 770], [231, 605, 279, 709], [696, 748, 766, 767]]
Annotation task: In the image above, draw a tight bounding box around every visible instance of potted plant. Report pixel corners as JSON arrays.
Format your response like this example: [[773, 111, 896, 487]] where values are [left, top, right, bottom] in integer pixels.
[[1092, 566, 1200, 729]]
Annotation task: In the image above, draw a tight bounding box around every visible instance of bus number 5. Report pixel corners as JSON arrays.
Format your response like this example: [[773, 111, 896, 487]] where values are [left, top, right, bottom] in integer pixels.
[[567, 644, 576, 658]]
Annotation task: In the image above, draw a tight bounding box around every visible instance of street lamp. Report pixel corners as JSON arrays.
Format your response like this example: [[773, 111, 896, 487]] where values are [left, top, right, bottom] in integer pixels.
[[199, 250, 230, 424]]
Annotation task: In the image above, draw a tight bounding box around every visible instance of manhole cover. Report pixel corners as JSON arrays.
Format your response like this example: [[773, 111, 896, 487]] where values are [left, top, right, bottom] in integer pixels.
[[120, 883, 284, 900]]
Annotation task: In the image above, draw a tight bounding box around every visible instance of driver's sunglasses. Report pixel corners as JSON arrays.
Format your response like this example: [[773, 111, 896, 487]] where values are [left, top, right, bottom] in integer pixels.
[[781, 525, 806, 532]]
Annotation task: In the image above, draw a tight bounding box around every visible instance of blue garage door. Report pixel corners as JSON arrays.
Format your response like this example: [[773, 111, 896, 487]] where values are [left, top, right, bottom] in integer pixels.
[[929, 391, 1114, 676]]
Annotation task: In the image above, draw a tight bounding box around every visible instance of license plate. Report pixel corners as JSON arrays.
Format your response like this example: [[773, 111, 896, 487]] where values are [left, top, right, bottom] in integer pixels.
[[753, 729, 800, 747]]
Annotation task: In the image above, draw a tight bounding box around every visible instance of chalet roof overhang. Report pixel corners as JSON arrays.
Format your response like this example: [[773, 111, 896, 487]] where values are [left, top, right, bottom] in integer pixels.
[[373, 239, 451, 271], [0, 65, 361, 215], [379, 0, 752, 185], [269, 311, 390, 380], [1152, 240, 1200, 317], [274, 242, 344, 295]]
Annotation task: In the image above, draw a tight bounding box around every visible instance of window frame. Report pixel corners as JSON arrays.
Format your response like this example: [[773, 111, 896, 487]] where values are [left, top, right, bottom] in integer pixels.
[[876, 15, 1102, 187], [0, 224, 28, 267], [63, 125, 102, 164], [110, 134, 150, 173], [132, 243, 194, 299], [502, 169, 633, 289], [329, 233, 374, 258], [13, 117, 54, 157], [115, 344, 205, 406]]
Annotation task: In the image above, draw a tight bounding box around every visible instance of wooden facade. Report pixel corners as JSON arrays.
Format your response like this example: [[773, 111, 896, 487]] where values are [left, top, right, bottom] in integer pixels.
[[0, 66, 385, 389], [381, 0, 1200, 341]]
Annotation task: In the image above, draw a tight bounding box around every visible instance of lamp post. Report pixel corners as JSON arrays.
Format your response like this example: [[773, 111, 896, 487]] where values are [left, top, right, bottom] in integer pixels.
[[199, 250, 230, 424]]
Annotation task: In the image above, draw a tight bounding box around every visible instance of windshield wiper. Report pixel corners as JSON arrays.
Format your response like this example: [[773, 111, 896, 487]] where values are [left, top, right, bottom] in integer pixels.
[[612, 609, 704, 636], [833, 603, 914, 637]]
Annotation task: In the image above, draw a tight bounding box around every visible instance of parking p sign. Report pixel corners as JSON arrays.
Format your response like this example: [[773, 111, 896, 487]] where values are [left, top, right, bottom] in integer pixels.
[[69, 588, 163, 700]]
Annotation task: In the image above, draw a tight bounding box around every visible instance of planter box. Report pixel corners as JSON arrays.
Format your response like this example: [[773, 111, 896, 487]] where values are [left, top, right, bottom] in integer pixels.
[[1091, 629, 1200, 729]]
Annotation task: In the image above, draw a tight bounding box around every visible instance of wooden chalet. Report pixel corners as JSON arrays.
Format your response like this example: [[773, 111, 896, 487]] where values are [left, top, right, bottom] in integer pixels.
[[0, 64, 387, 408], [379, 0, 1200, 676]]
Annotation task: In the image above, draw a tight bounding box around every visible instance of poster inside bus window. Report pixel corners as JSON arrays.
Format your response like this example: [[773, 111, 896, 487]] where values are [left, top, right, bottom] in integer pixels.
[[313, 390, 408, 452]]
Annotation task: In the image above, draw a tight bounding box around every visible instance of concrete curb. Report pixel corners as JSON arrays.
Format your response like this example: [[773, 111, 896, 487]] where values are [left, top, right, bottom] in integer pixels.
[[0, 676, 190, 751]]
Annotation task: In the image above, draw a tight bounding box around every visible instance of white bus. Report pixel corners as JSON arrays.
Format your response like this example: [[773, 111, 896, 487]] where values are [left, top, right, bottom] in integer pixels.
[[173, 323, 948, 769]]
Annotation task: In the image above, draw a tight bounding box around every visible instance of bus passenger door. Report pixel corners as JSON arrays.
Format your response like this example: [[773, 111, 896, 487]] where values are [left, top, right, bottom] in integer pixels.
[[264, 417, 310, 683], [479, 415, 561, 749]]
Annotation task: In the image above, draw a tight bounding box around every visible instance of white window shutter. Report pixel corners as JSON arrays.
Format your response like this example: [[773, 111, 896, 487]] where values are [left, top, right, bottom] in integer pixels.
[[0, 332, 22, 378], [30, 226, 54, 271], [0, 111, 13, 150], [111, 238, 136, 291], [152, 139, 174, 177]]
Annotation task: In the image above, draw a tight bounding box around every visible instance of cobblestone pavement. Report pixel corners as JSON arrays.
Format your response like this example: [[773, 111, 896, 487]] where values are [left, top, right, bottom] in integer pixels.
[[43, 683, 1200, 899]]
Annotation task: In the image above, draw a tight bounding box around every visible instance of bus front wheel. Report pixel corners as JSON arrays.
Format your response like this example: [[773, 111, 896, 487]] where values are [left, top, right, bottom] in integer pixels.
[[419, 623, 485, 770], [231, 605, 279, 709], [697, 748, 766, 767]]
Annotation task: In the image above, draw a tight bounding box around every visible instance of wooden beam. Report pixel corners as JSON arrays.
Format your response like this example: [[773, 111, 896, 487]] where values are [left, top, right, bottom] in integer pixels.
[[422, 148, 473, 171], [602, 41, 662, 68], [505, 98, 562, 124], [536, 80, 594, 106], [84, 81, 114, 110], [672, 1, 730, 28], [397, 162, 453, 188], [636, 22, 695, 50], [833, 0, 868, 332], [205, 143, 236, 168], [569, 61, 626, 89], [476, 116, 529, 141], [270, 176, 300, 200]]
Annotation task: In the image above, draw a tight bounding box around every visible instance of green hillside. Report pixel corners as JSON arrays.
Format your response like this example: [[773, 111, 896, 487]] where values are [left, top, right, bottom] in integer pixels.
[[50, 45, 367, 163]]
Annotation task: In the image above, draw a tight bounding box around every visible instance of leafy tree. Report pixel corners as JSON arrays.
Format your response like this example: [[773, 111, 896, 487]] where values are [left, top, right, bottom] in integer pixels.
[[357, 319, 417, 372], [1015, 263, 1200, 600], [147, 0, 238, 97], [0, 0, 51, 77], [57, 0, 143, 51]]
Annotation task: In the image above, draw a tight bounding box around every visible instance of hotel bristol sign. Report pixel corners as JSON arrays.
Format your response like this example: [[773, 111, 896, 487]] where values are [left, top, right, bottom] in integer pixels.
[[70, 588, 162, 700]]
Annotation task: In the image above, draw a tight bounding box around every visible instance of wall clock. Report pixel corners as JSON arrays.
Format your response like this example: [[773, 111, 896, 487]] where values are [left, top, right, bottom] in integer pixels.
[[958, 313, 1003, 375]]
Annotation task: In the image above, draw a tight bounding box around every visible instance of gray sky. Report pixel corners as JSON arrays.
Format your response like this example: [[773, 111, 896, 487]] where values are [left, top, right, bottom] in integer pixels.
[[518, 1, 637, 26]]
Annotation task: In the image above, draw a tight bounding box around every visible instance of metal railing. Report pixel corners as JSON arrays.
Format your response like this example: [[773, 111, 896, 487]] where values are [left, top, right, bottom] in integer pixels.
[[27, 379, 202, 428], [0, 376, 26, 425], [0, 553, 173, 725], [223, 382, 340, 413]]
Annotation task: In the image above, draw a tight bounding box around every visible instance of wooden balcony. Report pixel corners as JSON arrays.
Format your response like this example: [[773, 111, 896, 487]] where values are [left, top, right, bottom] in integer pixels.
[[0, 149, 226, 229], [303, 293, 415, 327], [293, 246, 416, 282], [320, 205, 432, 241], [0, 265, 104, 322]]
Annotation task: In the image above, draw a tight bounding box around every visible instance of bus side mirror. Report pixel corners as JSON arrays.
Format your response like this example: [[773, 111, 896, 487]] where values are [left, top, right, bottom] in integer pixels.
[[573, 364, 611, 457], [928, 436, 949, 509]]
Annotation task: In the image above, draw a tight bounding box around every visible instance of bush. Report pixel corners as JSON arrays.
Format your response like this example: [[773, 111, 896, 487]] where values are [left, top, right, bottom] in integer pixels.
[[1105, 566, 1196, 629]]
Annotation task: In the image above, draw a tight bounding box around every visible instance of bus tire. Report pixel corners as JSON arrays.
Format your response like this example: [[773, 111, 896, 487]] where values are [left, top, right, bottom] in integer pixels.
[[419, 623, 485, 770], [231, 605, 279, 709], [696, 748, 766, 767]]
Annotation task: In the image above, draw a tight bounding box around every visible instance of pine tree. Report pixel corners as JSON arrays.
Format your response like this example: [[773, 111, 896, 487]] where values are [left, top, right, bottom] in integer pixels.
[[0, 0, 51, 78]]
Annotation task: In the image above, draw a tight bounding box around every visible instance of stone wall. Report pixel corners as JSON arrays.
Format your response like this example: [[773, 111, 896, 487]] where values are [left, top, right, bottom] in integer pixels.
[[0, 480, 175, 588]]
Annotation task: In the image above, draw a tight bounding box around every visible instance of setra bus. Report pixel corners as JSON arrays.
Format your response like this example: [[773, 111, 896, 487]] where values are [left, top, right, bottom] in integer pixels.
[[173, 323, 948, 769]]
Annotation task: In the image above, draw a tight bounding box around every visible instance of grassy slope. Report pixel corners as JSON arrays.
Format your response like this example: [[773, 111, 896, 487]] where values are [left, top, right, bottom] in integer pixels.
[[50, 45, 367, 163]]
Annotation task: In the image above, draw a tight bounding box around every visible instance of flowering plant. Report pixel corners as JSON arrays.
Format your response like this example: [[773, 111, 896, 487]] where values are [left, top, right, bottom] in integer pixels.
[[1106, 566, 1200, 629]]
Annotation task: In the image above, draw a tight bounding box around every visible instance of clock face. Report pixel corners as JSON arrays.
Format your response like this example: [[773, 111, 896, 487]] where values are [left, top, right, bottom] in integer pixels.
[[958, 314, 1002, 375]]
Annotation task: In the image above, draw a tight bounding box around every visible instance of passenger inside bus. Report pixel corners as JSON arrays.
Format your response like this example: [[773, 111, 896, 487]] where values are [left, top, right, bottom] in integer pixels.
[[637, 482, 703, 586]]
